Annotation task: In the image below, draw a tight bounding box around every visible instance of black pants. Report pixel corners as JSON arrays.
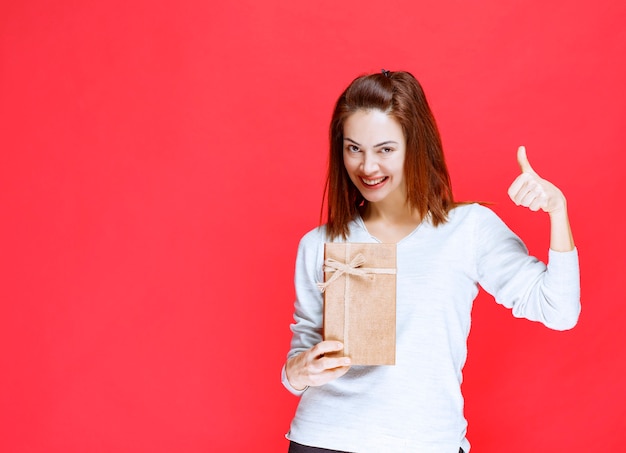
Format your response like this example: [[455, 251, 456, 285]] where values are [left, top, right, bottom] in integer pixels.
[[288, 441, 465, 453]]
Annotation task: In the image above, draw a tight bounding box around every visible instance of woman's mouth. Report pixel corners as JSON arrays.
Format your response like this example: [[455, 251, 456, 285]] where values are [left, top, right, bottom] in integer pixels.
[[361, 176, 388, 187]]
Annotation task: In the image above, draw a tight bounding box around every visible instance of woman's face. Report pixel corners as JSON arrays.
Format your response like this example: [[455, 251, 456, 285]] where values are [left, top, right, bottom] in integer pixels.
[[343, 109, 407, 207]]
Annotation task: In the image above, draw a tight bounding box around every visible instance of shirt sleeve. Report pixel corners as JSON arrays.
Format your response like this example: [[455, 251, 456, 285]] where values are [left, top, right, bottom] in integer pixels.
[[473, 206, 581, 330], [281, 228, 326, 394]]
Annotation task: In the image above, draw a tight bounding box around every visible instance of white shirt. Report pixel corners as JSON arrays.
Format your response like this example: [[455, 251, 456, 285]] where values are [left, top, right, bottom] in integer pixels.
[[283, 204, 580, 453]]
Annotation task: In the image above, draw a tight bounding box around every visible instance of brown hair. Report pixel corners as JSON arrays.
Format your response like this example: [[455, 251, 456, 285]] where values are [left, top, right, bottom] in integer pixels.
[[323, 70, 457, 240]]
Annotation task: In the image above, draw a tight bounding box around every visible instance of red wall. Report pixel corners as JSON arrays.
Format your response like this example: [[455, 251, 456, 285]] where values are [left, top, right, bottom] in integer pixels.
[[1, 1, 625, 451]]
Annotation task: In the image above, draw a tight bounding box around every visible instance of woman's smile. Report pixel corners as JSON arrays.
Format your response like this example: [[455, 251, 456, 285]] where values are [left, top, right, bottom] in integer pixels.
[[360, 176, 388, 187]]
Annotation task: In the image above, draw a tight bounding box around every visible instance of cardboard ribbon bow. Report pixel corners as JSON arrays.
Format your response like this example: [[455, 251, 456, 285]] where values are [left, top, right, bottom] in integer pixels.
[[317, 253, 396, 293]]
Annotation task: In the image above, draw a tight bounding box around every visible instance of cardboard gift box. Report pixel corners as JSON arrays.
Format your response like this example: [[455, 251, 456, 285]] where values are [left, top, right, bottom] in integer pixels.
[[318, 242, 396, 365]]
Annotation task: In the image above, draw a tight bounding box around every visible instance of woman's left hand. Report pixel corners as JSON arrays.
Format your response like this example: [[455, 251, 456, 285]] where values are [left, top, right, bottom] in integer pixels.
[[507, 146, 566, 215]]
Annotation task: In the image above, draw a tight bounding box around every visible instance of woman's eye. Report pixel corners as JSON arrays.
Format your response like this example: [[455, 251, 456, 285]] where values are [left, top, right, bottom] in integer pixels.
[[380, 147, 393, 153], [348, 145, 360, 153]]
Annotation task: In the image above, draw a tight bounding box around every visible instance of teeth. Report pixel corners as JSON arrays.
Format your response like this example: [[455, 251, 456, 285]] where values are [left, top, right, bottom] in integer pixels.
[[362, 177, 386, 186]]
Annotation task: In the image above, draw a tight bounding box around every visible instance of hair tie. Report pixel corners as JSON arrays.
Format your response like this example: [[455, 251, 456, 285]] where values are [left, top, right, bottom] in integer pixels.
[[381, 69, 391, 78]]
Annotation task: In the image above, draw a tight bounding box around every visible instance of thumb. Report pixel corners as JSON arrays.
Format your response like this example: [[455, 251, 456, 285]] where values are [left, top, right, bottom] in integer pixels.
[[517, 145, 535, 174]]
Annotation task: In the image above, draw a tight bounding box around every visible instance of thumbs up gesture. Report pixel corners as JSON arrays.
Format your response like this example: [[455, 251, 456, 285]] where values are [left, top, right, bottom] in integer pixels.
[[507, 146, 566, 214]]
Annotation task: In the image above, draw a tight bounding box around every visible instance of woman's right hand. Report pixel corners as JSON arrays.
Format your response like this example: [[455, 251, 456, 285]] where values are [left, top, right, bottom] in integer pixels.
[[285, 341, 352, 391]]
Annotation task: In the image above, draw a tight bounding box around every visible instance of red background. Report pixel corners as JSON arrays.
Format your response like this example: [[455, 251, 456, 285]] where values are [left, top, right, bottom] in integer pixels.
[[1, 1, 625, 451]]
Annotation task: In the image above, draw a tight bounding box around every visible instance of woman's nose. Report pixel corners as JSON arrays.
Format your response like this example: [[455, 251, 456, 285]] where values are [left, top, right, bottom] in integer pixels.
[[361, 152, 379, 174]]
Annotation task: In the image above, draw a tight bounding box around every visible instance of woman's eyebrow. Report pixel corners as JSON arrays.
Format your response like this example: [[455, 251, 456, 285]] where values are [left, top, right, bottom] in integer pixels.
[[344, 138, 399, 147], [374, 141, 399, 147]]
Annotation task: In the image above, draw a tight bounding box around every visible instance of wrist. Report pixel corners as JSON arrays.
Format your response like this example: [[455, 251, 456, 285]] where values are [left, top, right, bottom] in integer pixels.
[[548, 196, 567, 217], [285, 358, 308, 392]]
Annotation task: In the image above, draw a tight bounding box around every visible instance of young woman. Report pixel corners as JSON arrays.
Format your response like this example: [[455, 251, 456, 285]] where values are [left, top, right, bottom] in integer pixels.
[[282, 70, 580, 453]]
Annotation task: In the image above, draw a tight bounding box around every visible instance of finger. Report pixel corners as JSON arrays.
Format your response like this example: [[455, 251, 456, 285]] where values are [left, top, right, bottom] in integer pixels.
[[518, 189, 539, 208], [528, 193, 548, 211], [308, 365, 351, 387], [507, 173, 532, 203], [313, 340, 344, 356], [327, 365, 351, 380], [320, 355, 352, 370], [528, 196, 546, 212], [517, 145, 536, 174]]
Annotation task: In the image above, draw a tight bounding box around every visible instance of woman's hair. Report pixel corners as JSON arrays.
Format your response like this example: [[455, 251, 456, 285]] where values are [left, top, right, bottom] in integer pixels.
[[323, 70, 457, 240]]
